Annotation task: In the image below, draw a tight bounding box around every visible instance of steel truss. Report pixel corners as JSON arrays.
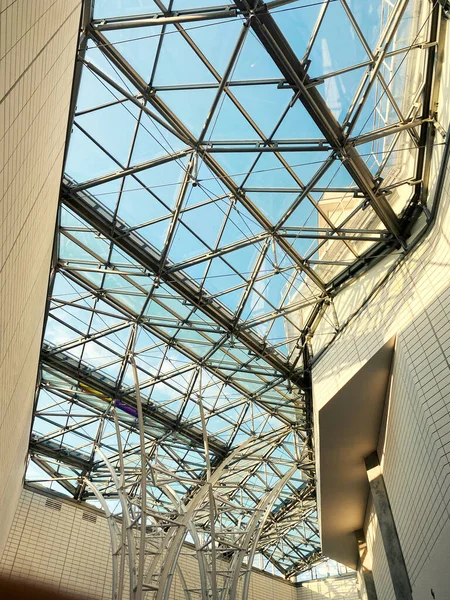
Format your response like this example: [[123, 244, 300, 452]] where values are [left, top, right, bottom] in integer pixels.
[[27, 0, 446, 593]]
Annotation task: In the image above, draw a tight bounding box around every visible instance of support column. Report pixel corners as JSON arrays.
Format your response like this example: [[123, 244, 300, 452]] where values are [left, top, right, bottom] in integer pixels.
[[365, 452, 412, 600], [355, 529, 378, 600]]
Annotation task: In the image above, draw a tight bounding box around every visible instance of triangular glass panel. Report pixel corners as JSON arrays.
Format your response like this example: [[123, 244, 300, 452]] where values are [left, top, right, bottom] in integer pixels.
[[203, 92, 261, 142], [65, 126, 119, 183], [50, 303, 92, 337], [247, 192, 297, 224], [282, 197, 318, 228], [116, 178, 173, 229], [168, 221, 212, 265], [307, 1, 370, 78], [65, 228, 111, 262], [231, 29, 284, 81], [87, 179, 123, 213], [133, 156, 187, 208], [76, 100, 140, 166], [209, 288, 246, 317], [45, 316, 82, 348], [76, 67, 127, 114], [187, 18, 244, 76], [346, 72, 404, 140], [274, 99, 325, 140], [243, 152, 298, 189], [202, 257, 246, 300], [58, 239, 105, 285], [153, 25, 217, 86], [279, 150, 333, 186], [212, 151, 259, 187], [180, 196, 229, 248], [272, 0, 324, 58], [139, 220, 171, 252], [159, 88, 217, 138], [131, 113, 187, 164], [103, 26, 163, 83], [84, 45, 140, 95], [231, 85, 293, 137], [317, 66, 369, 123]]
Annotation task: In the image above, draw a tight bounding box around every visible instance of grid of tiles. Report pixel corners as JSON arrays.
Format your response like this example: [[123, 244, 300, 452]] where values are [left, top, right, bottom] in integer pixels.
[[312, 84, 450, 600], [0, 488, 360, 600], [0, 0, 81, 555], [298, 575, 360, 600], [363, 498, 395, 600], [0, 489, 113, 599]]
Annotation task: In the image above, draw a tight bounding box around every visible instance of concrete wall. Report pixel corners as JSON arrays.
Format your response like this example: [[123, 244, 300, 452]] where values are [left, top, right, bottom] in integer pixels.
[[312, 89, 450, 600], [0, 0, 81, 554], [0, 488, 359, 600]]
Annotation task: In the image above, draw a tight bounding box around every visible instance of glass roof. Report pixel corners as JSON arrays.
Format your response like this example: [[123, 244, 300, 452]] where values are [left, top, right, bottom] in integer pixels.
[[27, 0, 442, 580]]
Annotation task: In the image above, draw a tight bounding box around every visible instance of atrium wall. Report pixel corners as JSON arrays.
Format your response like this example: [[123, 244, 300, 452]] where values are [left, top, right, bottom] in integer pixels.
[[0, 0, 81, 555], [312, 122, 450, 598], [0, 488, 359, 600]]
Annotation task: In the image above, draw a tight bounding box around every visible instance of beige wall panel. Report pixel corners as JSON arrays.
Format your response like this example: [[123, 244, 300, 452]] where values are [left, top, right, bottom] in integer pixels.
[[0, 0, 81, 555], [312, 42, 450, 599], [0, 488, 359, 600]]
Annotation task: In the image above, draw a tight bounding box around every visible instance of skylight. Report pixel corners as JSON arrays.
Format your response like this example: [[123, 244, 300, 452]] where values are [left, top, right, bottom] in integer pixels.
[[27, 0, 443, 586]]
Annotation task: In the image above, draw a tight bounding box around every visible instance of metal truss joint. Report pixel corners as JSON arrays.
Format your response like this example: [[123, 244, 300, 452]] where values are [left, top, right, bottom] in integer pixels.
[[437, 0, 450, 19]]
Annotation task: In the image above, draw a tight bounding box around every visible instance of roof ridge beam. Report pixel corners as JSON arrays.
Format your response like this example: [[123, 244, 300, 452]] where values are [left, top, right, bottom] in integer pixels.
[[61, 183, 308, 389], [234, 0, 403, 241], [40, 348, 229, 456]]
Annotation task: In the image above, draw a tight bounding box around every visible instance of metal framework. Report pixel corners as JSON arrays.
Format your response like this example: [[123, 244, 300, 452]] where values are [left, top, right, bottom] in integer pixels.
[[27, 0, 446, 597]]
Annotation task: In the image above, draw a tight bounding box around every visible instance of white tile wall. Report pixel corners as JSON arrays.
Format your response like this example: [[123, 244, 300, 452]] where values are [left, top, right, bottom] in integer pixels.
[[0, 488, 359, 600], [0, 0, 81, 555], [298, 575, 360, 600], [312, 63, 450, 600]]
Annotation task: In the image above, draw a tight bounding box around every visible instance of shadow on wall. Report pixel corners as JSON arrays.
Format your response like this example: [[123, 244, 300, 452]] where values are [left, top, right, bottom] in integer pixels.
[[298, 575, 359, 599], [362, 277, 450, 598], [314, 133, 450, 400], [0, 577, 90, 600]]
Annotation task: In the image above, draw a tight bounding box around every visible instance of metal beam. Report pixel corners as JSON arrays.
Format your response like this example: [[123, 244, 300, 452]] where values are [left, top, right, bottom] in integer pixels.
[[40, 347, 229, 457], [234, 0, 402, 240], [86, 27, 329, 294], [365, 453, 412, 600], [92, 5, 237, 30], [30, 434, 92, 471], [61, 183, 308, 389]]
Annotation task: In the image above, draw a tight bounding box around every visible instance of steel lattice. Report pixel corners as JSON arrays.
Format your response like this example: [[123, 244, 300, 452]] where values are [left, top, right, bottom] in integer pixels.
[[26, 0, 445, 596]]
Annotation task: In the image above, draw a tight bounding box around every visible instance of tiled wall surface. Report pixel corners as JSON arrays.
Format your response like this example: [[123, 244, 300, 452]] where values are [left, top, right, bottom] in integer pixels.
[[0, 488, 359, 600], [312, 100, 450, 600], [298, 575, 359, 600], [0, 0, 81, 554], [0, 488, 113, 599]]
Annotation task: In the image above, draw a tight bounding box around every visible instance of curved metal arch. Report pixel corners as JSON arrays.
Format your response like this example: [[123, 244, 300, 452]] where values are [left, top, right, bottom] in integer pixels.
[[226, 465, 298, 600], [95, 445, 137, 599], [98, 410, 209, 600], [83, 479, 122, 600], [156, 429, 291, 600]]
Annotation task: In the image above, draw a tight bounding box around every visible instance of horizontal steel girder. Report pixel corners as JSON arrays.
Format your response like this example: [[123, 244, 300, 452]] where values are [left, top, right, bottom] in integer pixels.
[[234, 0, 403, 241], [61, 183, 308, 390], [30, 434, 92, 471], [92, 4, 238, 30], [41, 347, 229, 457]]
